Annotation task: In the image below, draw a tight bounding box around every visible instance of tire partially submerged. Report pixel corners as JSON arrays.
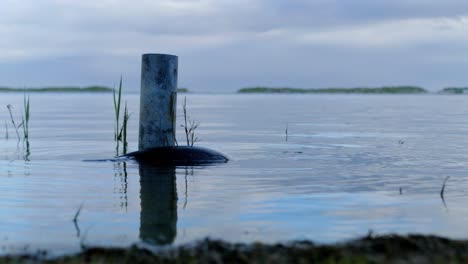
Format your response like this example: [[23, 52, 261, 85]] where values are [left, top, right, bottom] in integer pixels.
[[122, 146, 229, 166]]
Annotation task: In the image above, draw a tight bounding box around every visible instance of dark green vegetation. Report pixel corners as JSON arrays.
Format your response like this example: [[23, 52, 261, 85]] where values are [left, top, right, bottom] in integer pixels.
[[3, 235, 468, 263], [439, 87, 468, 94], [177, 88, 189, 93], [238, 86, 428, 94], [0, 86, 113, 93]]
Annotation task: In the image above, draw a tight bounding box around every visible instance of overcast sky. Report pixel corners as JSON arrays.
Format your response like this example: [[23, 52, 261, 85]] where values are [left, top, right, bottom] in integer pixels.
[[1, 0, 468, 92]]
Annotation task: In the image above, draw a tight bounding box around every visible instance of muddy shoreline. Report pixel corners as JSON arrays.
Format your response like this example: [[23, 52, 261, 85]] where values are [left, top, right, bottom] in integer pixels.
[[2, 234, 468, 263]]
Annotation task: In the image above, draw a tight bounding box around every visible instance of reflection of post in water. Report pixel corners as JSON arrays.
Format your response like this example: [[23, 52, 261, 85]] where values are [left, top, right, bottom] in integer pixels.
[[139, 166, 177, 245]]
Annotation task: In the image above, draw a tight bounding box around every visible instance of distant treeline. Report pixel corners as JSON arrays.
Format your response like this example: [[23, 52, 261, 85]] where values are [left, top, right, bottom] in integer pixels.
[[177, 88, 189, 93], [0, 87, 190, 93], [238, 86, 428, 94], [439, 87, 468, 94], [0, 86, 113, 92], [2, 85, 468, 94]]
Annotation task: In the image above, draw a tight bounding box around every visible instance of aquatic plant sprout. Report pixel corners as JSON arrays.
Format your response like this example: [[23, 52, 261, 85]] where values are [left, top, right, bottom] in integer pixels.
[[112, 77, 130, 155], [6, 104, 20, 141], [122, 102, 130, 155], [181, 96, 200, 147], [113, 77, 122, 143], [23, 93, 30, 140], [5, 96, 31, 159], [23, 93, 31, 160]]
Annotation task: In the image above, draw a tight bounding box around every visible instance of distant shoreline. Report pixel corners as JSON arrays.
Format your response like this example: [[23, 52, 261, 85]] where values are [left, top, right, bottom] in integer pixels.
[[0, 86, 113, 93], [1, 86, 467, 94], [0, 87, 190, 93], [238, 86, 428, 94], [438, 87, 468, 94]]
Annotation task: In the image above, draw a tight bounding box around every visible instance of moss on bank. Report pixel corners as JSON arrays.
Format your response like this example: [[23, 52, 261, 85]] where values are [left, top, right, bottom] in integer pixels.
[[3, 234, 468, 263], [238, 86, 428, 94]]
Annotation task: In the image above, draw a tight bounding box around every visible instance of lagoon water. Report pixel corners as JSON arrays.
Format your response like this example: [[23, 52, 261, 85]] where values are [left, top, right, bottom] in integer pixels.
[[2, 93, 468, 255]]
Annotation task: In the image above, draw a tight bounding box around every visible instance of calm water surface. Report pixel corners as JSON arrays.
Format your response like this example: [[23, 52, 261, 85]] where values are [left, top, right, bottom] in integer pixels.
[[2, 93, 468, 255]]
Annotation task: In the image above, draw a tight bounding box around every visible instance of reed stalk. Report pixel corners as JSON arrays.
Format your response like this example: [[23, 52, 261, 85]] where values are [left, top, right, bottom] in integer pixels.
[[113, 77, 122, 154], [440, 176, 450, 199], [440, 176, 450, 209], [113, 77, 122, 142], [113, 77, 131, 155], [23, 93, 30, 140], [183, 97, 189, 146], [73, 203, 84, 223], [122, 102, 130, 155], [6, 104, 20, 141]]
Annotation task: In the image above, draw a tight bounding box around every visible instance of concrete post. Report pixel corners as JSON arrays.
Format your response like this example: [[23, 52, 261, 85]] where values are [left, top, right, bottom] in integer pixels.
[[139, 54, 178, 150]]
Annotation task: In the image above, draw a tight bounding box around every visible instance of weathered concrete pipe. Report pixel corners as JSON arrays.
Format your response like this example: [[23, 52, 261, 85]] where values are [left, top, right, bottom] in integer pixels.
[[139, 54, 178, 150], [132, 53, 228, 165]]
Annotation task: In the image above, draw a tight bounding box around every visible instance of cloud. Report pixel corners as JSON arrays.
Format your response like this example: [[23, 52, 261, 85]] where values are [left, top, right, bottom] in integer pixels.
[[1, 0, 468, 91], [295, 16, 468, 48]]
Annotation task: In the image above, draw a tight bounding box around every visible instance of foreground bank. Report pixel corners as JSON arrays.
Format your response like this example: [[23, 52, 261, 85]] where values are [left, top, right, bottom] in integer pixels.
[[2, 234, 468, 263]]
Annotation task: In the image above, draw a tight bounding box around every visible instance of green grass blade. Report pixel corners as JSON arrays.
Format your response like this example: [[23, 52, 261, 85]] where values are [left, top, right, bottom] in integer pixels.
[[122, 102, 129, 155], [113, 76, 123, 142], [23, 93, 30, 140]]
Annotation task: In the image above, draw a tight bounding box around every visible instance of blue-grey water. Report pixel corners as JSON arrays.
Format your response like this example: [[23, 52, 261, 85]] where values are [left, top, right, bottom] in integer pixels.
[[2, 93, 468, 255]]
